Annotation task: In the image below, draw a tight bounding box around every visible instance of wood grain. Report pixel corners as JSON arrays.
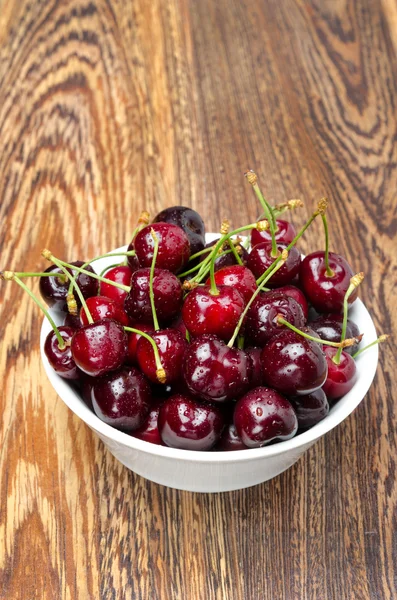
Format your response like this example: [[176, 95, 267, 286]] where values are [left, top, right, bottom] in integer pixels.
[[0, 0, 396, 598]]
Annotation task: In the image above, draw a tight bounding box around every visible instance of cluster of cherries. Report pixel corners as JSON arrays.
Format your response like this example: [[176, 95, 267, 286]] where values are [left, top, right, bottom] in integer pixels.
[[1, 171, 386, 452]]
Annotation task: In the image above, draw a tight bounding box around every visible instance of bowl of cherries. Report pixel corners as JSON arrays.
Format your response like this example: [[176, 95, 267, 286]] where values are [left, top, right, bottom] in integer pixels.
[[2, 171, 386, 492]]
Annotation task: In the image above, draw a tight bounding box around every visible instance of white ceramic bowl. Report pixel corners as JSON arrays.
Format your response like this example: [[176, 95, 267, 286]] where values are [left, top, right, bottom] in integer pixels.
[[40, 237, 379, 493]]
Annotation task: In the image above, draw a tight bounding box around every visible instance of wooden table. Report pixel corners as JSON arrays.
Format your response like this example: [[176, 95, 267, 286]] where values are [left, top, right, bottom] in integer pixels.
[[1, 1, 396, 598]]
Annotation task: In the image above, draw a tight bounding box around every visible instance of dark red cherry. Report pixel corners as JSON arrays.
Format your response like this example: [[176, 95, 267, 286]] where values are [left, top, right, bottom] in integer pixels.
[[234, 387, 298, 448], [71, 319, 127, 377], [136, 329, 187, 384], [126, 241, 141, 271], [216, 423, 246, 451], [245, 291, 305, 346], [261, 329, 328, 396], [322, 347, 357, 401], [80, 295, 129, 327], [63, 312, 82, 330], [299, 251, 357, 313], [152, 206, 206, 256], [251, 219, 297, 247], [205, 265, 257, 304], [169, 314, 188, 338], [134, 222, 190, 273], [125, 323, 154, 366], [276, 284, 309, 320], [289, 389, 329, 429], [246, 347, 264, 387], [78, 372, 95, 409], [44, 326, 79, 380], [91, 366, 152, 431], [131, 401, 165, 445], [308, 314, 360, 355], [100, 265, 134, 306], [124, 268, 183, 325], [183, 334, 250, 402], [247, 242, 301, 285], [39, 261, 99, 312], [182, 285, 245, 341], [158, 394, 224, 450]]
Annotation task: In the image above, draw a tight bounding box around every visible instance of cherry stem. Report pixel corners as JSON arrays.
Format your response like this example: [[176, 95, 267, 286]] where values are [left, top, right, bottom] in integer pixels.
[[149, 229, 160, 331], [124, 327, 166, 383], [276, 316, 357, 348], [221, 219, 243, 266], [13, 272, 67, 281], [4, 273, 66, 350], [129, 211, 150, 243], [245, 170, 278, 257], [272, 199, 304, 218], [100, 262, 125, 278], [188, 247, 212, 261], [321, 212, 334, 277], [227, 249, 289, 348], [352, 335, 389, 359], [333, 273, 364, 364], [49, 256, 94, 324], [237, 335, 245, 350], [42, 251, 131, 292]]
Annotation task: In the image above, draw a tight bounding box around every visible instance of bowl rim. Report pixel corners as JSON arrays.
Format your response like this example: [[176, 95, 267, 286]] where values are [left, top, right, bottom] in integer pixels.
[[40, 239, 379, 464]]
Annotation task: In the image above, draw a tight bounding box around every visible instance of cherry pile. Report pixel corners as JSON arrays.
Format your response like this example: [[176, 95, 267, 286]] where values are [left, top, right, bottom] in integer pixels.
[[1, 171, 387, 452]]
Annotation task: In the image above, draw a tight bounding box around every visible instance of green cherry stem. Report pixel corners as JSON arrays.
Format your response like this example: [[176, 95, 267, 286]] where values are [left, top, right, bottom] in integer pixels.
[[149, 229, 160, 331], [352, 335, 389, 359], [123, 327, 166, 383], [275, 316, 358, 348], [333, 273, 364, 365], [13, 272, 67, 281], [272, 199, 304, 218], [321, 208, 334, 277], [49, 256, 94, 324], [1, 272, 66, 349], [245, 170, 278, 258], [42, 250, 131, 293], [227, 249, 289, 348]]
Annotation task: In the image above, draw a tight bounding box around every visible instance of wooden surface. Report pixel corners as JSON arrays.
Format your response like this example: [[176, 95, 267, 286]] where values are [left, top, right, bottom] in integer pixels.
[[0, 0, 396, 598]]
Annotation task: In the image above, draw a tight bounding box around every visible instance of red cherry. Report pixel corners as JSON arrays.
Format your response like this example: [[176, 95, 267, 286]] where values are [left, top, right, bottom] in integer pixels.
[[63, 312, 83, 330], [182, 285, 245, 341], [289, 389, 329, 429], [276, 284, 309, 320], [126, 241, 141, 271], [299, 251, 357, 313], [308, 314, 360, 355], [39, 261, 99, 312], [261, 329, 328, 396], [152, 206, 206, 256], [216, 423, 247, 451], [183, 334, 250, 402], [91, 366, 152, 431], [44, 326, 79, 380], [134, 222, 190, 273], [100, 265, 134, 306], [247, 242, 301, 285], [136, 329, 188, 384], [125, 323, 154, 366], [251, 219, 296, 247], [71, 319, 127, 377], [80, 296, 129, 327], [205, 265, 257, 304], [245, 347, 264, 387], [245, 291, 305, 346], [131, 401, 165, 445], [124, 268, 183, 325], [158, 394, 224, 450], [234, 386, 298, 448], [322, 347, 357, 401]]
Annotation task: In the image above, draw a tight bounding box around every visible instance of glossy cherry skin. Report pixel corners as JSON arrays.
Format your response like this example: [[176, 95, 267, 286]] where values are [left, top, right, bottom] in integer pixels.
[[245, 291, 305, 346], [134, 222, 190, 273], [246, 347, 264, 387], [289, 389, 329, 429], [299, 251, 357, 313], [182, 285, 245, 341], [40, 261, 99, 312], [322, 347, 357, 401], [308, 314, 360, 355], [247, 242, 301, 286], [44, 326, 79, 380], [91, 366, 152, 431], [234, 387, 298, 448], [125, 323, 154, 366], [158, 394, 224, 450], [80, 295, 129, 327], [153, 206, 206, 256], [131, 401, 165, 445], [216, 423, 246, 451], [100, 265, 134, 306], [71, 318, 127, 377], [124, 268, 183, 325], [126, 241, 141, 271], [136, 329, 187, 384], [205, 265, 257, 304], [251, 219, 297, 247], [261, 329, 328, 396], [276, 285, 309, 320], [183, 334, 250, 402]]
